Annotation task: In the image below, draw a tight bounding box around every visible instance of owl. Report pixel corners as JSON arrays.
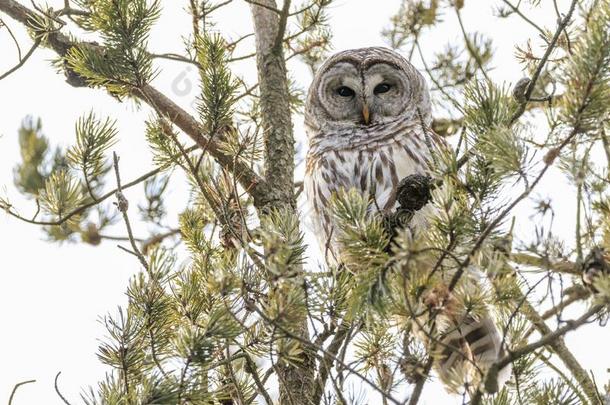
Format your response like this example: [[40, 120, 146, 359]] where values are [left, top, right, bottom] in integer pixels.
[[303, 47, 511, 392]]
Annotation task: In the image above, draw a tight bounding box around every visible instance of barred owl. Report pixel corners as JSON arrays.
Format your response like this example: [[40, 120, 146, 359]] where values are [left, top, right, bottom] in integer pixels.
[[303, 47, 510, 392]]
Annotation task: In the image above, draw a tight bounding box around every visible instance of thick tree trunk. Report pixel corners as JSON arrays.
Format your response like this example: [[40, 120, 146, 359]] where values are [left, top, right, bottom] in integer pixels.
[[249, 0, 296, 212], [249, 1, 316, 404]]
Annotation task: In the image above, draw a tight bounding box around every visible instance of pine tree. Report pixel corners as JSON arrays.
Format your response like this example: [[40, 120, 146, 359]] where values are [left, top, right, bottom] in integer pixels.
[[1, 0, 609, 404]]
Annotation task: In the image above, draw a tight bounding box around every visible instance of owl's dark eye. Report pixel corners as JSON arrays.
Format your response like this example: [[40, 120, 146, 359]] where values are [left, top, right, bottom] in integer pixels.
[[336, 86, 355, 97], [374, 83, 392, 95]]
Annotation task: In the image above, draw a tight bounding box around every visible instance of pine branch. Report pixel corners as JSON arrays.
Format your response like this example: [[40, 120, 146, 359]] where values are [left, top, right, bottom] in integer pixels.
[[137, 85, 267, 205], [1, 160, 166, 226], [249, 301, 404, 405], [479, 263, 603, 404], [0, 0, 268, 208], [448, 84, 599, 294], [472, 303, 606, 403], [518, 299, 603, 404]]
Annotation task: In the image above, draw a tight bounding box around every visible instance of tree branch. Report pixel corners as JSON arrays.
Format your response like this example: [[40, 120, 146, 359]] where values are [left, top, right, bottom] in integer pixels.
[[509, 0, 578, 124], [0, 37, 39, 81], [0, 0, 269, 208], [472, 302, 606, 402], [484, 266, 603, 403], [312, 320, 351, 404], [1, 163, 164, 226], [112, 152, 150, 272], [54, 372, 73, 405], [8, 379, 36, 405]]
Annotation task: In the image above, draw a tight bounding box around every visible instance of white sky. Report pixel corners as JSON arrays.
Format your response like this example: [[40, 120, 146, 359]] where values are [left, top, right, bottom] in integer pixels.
[[0, 0, 608, 404]]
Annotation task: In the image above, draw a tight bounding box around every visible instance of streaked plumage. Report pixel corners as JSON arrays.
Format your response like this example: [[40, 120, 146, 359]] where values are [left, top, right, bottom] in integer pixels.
[[303, 47, 510, 392]]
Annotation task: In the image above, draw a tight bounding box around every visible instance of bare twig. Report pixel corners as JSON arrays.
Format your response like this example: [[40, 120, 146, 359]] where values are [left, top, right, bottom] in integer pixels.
[[244, 0, 281, 14], [1, 15, 22, 59], [54, 372, 73, 405], [455, 6, 491, 82], [112, 152, 150, 271], [150, 52, 200, 68], [243, 353, 274, 405], [273, 0, 291, 52], [312, 320, 351, 404], [0, 38, 39, 81], [510, 0, 578, 124], [225, 344, 248, 405], [407, 358, 434, 405], [500, 0, 548, 38], [8, 379, 36, 405], [511, 252, 581, 275], [141, 228, 181, 253]]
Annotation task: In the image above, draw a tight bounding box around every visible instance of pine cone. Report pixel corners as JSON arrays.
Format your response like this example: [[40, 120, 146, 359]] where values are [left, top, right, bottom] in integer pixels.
[[395, 174, 432, 212]]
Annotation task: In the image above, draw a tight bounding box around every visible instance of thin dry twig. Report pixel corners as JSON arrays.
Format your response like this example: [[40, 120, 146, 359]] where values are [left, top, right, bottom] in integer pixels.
[[0, 38, 40, 81], [8, 379, 36, 405], [500, 0, 548, 38], [112, 152, 150, 271], [510, 0, 578, 124], [54, 372, 73, 405]]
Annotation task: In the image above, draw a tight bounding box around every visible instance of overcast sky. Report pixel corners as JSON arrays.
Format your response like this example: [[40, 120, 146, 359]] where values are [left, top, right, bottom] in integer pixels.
[[0, 0, 608, 404]]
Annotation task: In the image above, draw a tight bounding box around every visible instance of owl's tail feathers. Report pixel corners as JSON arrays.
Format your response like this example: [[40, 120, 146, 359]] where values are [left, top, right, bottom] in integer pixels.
[[434, 314, 512, 393]]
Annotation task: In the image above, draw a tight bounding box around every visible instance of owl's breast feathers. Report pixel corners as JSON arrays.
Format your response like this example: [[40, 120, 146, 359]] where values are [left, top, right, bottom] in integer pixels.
[[304, 120, 445, 256]]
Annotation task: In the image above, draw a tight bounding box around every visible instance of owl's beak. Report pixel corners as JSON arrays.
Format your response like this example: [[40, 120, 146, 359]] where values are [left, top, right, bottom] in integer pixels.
[[362, 104, 371, 125]]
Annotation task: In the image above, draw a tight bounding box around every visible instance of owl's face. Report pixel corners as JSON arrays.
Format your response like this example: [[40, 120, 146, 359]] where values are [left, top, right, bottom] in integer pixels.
[[305, 47, 431, 134]]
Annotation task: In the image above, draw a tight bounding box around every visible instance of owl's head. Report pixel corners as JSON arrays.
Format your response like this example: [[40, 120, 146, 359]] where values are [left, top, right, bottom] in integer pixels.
[[305, 47, 431, 135]]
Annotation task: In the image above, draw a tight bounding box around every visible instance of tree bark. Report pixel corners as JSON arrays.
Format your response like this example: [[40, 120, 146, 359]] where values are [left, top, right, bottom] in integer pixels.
[[249, 1, 316, 404], [249, 0, 296, 213]]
